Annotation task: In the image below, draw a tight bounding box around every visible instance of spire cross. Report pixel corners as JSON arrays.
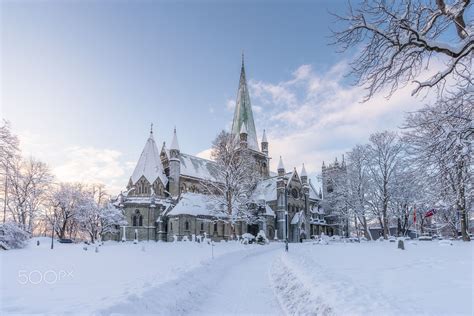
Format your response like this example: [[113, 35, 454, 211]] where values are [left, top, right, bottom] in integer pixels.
[[241, 50, 244, 68], [150, 123, 153, 135]]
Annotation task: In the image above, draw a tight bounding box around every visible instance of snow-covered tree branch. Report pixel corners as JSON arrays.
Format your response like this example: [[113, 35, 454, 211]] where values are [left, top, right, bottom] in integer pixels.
[[200, 130, 259, 228], [332, 0, 473, 99]]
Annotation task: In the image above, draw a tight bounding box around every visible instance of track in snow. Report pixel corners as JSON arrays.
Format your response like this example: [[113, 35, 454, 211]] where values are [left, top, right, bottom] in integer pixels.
[[102, 244, 285, 316]]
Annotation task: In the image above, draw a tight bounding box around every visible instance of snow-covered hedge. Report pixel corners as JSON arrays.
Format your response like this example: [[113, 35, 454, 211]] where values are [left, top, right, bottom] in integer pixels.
[[0, 222, 30, 249]]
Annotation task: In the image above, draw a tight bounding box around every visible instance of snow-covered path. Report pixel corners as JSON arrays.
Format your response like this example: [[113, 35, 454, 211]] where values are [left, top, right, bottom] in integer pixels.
[[194, 244, 283, 315], [101, 243, 284, 315]]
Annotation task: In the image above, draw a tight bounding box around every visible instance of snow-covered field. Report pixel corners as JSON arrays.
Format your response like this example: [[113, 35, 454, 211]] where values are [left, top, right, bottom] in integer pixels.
[[1, 238, 472, 315], [272, 241, 473, 316]]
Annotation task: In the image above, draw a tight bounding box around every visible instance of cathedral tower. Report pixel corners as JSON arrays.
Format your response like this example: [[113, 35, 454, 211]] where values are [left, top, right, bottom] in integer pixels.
[[231, 54, 259, 151]]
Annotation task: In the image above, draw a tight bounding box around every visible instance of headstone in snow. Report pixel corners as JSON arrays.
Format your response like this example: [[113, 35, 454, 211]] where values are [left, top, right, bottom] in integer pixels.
[[192, 234, 196, 242], [37, 240, 40, 246], [182, 235, 189, 242], [133, 229, 138, 244], [173, 235, 178, 243], [95, 246, 99, 253], [83, 246, 88, 251], [397, 240, 405, 250]]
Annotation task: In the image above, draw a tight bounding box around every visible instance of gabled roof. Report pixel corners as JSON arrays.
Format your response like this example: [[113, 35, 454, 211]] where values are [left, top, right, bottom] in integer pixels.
[[287, 168, 301, 188], [252, 176, 278, 201], [179, 153, 220, 181], [231, 55, 259, 151], [309, 181, 321, 201], [130, 132, 168, 186], [167, 192, 225, 217]]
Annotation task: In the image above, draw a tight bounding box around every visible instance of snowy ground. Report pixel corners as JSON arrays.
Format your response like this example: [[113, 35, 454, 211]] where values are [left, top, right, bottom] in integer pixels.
[[1, 238, 472, 315]]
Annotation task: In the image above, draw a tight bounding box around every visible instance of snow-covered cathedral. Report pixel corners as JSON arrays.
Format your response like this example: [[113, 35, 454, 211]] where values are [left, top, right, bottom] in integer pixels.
[[112, 57, 339, 243]]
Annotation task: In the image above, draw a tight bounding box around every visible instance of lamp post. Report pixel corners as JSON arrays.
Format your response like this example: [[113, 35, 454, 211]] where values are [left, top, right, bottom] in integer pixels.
[[285, 187, 289, 252], [50, 213, 55, 250]]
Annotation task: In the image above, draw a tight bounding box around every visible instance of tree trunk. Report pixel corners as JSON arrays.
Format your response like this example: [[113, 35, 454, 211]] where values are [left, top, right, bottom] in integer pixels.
[[458, 161, 470, 241]]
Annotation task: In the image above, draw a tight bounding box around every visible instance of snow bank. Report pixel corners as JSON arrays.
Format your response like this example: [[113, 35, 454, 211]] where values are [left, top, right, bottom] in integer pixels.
[[272, 241, 473, 315]]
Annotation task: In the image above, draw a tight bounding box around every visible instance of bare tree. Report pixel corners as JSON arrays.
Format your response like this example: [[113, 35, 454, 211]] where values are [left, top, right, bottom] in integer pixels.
[[366, 131, 404, 238], [346, 145, 373, 239], [0, 120, 20, 223], [48, 183, 85, 239], [7, 157, 53, 234], [75, 184, 125, 243], [332, 0, 473, 100], [201, 130, 259, 232], [403, 88, 472, 240]]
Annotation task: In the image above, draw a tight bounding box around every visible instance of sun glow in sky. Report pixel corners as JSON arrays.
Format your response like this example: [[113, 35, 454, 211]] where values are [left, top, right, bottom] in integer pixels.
[[1, 0, 430, 193]]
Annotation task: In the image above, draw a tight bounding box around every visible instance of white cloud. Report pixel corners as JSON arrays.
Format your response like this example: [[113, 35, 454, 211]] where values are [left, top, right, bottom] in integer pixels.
[[18, 132, 132, 194], [248, 61, 435, 182], [226, 98, 235, 111]]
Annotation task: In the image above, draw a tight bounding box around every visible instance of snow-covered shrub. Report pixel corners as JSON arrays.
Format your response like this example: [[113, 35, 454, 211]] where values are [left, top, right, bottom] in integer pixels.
[[256, 230, 268, 244], [181, 235, 189, 242], [0, 222, 30, 249], [241, 233, 255, 244]]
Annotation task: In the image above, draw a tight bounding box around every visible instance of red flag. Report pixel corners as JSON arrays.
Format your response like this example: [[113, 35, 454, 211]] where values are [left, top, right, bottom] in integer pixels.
[[425, 209, 436, 218]]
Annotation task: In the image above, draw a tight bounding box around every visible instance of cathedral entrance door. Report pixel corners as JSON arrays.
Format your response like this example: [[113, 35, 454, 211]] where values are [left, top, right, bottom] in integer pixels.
[[247, 224, 259, 236]]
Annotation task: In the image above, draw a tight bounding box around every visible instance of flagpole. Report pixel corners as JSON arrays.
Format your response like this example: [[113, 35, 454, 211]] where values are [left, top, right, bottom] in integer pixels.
[[414, 206, 417, 239]]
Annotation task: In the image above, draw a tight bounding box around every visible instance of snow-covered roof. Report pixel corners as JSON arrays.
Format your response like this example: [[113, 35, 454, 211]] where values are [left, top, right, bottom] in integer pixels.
[[122, 196, 173, 208], [310, 206, 325, 214], [179, 153, 220, 181], [277, 156, 285, 170], [170, 128, 180, 151], [264, 204, 275, 217], [167, 193, 225, 217], [252, 177, 278, 201], [291, 211, 304, 225], [308, 181, 320, 201], [131, 133, 168, 186]]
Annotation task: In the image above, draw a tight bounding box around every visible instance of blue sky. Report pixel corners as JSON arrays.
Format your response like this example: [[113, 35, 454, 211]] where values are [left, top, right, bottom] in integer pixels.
[[1, 0, 430, 193]]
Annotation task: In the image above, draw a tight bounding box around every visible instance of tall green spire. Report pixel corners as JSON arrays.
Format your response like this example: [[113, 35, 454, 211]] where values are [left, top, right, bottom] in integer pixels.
[[231, 53, 259, 151]]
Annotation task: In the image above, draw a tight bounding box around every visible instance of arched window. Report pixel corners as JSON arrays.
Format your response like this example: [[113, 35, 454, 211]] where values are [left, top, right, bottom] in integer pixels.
[[214, 222, 218, 233], [170, 222, 173, 231], [327, 180, 334, 193], [185, 221, 189, 231], [200, 222, 204, 231], [132, 210, 143, 226]]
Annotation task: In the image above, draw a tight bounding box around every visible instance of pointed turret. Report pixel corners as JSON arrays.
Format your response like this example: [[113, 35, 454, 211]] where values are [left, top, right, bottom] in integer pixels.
[[231, 54, 259, 151], [239, 123, 248, 148], [301, 163, 308, 184], [277, 156, 285, 176], [261, 129, 268, 155], [169, 128, 181, 197], [170, 127, 180, 151]]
